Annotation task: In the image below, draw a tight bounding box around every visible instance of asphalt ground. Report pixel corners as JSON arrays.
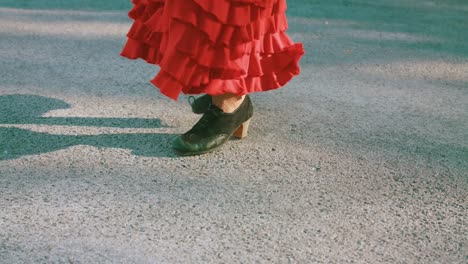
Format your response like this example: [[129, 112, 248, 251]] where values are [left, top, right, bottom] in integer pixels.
[[0, 1, 467, 263]]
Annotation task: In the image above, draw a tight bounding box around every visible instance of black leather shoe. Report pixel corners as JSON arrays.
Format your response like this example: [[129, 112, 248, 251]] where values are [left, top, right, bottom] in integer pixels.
[[173, 95, 253, 156], [188, 94, 212, 114]]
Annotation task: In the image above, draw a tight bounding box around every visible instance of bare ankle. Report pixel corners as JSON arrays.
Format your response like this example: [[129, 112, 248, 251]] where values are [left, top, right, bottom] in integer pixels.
[[212, 94, 245, 113]]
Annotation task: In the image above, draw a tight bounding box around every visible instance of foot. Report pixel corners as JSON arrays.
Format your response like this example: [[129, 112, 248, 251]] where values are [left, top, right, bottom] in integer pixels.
[[173, 95, 254, 156]]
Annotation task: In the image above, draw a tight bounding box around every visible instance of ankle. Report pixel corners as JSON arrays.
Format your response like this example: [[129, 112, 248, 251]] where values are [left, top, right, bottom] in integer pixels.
[[212, 94, 245, 113]]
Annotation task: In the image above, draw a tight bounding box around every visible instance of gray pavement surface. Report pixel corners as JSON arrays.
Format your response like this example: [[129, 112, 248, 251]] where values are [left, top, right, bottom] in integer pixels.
[[0, 0, 467, 263]]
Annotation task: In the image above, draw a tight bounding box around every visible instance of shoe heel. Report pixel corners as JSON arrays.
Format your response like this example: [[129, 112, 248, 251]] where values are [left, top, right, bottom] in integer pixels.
[[233, 119, 251, 139]]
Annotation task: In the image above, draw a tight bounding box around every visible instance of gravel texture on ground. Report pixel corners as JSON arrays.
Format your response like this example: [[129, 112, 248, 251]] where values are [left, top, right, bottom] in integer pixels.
[[0, 1, 467, 263]]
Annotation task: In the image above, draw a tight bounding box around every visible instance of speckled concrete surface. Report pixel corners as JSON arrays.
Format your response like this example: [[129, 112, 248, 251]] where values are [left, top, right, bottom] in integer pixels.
[[0, 1, 467, 263]]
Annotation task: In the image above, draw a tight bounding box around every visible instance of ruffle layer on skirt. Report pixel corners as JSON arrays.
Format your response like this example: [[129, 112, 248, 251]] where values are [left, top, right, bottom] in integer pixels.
[[121, 0, 304, 100]]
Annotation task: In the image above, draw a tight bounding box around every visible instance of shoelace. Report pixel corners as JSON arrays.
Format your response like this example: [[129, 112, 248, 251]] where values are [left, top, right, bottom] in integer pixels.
[[187, 96, 196, 107], [188, 95, 212, 111], [191, 106, 222, 132]]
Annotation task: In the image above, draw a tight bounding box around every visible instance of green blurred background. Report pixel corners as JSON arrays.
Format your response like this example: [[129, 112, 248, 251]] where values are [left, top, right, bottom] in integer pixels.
[[0, 0, 466, 57]]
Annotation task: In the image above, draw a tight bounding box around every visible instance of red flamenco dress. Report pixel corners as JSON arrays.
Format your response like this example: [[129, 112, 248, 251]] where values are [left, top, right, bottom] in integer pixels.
[[121, 0, 304, 101]]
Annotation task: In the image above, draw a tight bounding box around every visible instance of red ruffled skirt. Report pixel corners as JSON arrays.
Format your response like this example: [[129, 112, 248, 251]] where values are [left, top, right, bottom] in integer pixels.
[[121, 0, 304, 100]]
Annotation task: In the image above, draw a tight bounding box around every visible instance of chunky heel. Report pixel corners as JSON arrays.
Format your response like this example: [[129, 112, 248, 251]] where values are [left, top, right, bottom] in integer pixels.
[[233, 119, 251, 139]]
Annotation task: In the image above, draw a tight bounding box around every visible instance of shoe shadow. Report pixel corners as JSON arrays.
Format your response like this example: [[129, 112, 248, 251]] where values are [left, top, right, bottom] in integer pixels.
[[0, 94, 177, 160]]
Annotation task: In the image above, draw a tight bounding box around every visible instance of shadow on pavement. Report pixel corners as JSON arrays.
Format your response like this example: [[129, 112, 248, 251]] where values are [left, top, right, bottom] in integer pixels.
[[0, 127, 176, 160], [0, 94, 165, 128], [0, 94, 176, 160]]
